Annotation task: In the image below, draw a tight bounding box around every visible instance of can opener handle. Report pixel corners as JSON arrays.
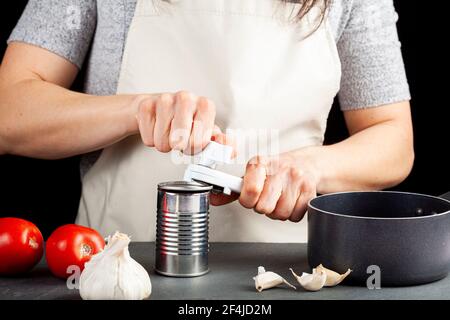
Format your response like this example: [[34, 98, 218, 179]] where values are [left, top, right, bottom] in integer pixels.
[[183, 141, 243, 195]]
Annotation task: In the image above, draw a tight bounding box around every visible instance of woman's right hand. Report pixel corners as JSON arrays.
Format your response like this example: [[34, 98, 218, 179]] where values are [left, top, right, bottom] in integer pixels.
[[133, 91, 218, 155], [0, 44, 222, 159]]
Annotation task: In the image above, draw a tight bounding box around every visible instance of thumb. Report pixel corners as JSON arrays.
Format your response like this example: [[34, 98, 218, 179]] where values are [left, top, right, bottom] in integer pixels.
[[211, 125, 237, 158]]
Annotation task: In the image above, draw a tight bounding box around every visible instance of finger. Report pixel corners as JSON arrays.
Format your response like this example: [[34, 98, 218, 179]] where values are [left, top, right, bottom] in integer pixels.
[[187, 97, 215, 154], [210, 192, 239, 206], [211, 126, 228, 144], [254, 175, 283, 216], [248, 155, 270, 167], [154, 93, 175, 153], [212, 125, 222, 137], [137, 97, 156, 147], [238, 164, 266, 209], [271, 173, 302, 221], [169, 91, 195, 151], [290, 179, 317, 222], [212, 127, 237, 158]]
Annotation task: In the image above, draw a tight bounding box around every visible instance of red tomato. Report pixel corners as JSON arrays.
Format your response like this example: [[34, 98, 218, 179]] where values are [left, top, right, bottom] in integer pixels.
[[45, 224, 105, 279], [0, 217, 44, 275]]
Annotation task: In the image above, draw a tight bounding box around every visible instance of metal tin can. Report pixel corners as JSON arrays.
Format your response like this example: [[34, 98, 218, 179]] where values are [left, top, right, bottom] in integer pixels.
[[155, 181, 213, 277]]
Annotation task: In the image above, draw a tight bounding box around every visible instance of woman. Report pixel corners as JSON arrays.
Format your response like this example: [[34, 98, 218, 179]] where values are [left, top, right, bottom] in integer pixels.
[[0, 0, 413, 242]]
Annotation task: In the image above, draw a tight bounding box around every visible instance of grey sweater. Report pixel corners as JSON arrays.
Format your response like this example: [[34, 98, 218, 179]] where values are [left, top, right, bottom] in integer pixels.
[[8, 0, 410, 172]]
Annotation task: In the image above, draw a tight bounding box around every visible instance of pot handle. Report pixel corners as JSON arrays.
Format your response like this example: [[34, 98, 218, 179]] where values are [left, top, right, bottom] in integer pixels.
[[440, 192, 450, 201]]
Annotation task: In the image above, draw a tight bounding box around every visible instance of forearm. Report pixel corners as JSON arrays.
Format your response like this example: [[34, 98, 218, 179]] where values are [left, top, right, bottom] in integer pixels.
[[297, 120, 415, 193], [0, 79, 139, 159]]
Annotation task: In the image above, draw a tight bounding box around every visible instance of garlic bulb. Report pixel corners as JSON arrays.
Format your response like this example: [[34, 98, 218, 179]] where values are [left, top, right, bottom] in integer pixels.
[[314, 264, 352, 287], [290, 268, 326, 292], [253, 266, 296, 292], [79, 232, 152, 300]]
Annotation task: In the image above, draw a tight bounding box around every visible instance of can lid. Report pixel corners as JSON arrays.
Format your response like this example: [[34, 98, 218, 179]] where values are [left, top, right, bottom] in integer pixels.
[[158, 181, 213, 192]]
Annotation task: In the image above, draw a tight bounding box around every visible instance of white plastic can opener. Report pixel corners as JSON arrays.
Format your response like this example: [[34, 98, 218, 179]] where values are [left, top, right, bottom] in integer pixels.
[[183, 141, 243, 195]]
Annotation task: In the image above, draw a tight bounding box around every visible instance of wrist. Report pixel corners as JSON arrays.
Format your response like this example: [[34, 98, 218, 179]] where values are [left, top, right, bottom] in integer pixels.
[[291, 146, 329, 194], [122, 94, 152, 136]]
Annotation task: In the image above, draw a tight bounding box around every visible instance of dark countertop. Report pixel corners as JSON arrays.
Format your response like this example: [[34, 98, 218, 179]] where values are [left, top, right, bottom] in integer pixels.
[[1, 242, 450, 300]]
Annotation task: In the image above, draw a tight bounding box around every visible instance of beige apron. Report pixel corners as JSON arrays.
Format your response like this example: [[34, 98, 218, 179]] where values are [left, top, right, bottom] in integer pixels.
[[77, 0, 341, 242]]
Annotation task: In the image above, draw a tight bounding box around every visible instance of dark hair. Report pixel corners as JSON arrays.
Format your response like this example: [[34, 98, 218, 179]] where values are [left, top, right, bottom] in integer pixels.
[[159, 0, 330, 29], [284, 0, 330, 21], [282, 0, 330, 37]]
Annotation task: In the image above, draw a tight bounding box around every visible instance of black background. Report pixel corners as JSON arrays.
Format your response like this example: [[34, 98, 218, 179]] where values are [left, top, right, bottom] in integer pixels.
[[0, 1, 448, 238]]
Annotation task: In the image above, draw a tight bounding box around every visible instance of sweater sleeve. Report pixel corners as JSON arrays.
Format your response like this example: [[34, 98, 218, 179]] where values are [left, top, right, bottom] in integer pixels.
[[7, 0, 97, 69], [336, 0, 411, 110]]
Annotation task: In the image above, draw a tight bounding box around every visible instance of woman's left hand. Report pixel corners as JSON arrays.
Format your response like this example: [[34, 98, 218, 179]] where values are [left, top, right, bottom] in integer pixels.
[[210, 150, 320, 222]]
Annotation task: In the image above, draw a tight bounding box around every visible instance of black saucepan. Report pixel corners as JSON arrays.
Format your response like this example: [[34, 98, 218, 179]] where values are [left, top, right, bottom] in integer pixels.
[[307, 191, 450, 286]]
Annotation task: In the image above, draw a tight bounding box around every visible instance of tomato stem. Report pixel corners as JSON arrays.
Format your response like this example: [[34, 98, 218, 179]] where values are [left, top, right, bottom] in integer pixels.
[[81, 244, 93, 257]]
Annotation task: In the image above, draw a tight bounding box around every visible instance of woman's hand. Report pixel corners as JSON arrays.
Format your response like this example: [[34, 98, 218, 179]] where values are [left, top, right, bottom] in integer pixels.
[[211, 149, 320, 222], [134, 91, 218, 154], [211, 99, 415, 222]]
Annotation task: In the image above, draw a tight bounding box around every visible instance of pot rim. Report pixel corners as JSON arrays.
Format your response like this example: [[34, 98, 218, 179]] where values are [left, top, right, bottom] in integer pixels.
[[308, 191, 450, 221]]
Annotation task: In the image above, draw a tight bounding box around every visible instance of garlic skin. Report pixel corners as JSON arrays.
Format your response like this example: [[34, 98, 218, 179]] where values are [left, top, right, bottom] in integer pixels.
[[290, 268, 326, 292], [79, 232, 152, 300], [253, 266, 296, 292], [314, 264, 352, 287]]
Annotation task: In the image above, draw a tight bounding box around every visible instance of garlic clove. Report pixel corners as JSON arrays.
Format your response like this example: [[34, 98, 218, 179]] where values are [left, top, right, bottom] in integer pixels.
[[314, 264, 352, 287], [253, 266, 296, 292], [289, 268, 326, 292], [257, 266, 266, 275]]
